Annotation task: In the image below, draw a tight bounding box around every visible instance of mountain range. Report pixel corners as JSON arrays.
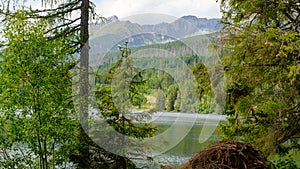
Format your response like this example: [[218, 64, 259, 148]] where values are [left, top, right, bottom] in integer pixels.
[[89, 15, 221, 54]]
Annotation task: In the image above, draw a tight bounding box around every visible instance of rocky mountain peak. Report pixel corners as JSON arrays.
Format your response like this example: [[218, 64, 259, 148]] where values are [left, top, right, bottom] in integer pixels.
[[107, 15, 119, 23]]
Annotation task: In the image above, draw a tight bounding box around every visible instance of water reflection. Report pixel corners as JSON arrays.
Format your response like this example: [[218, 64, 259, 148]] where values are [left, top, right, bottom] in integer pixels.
[[135, 113, 225, 168]]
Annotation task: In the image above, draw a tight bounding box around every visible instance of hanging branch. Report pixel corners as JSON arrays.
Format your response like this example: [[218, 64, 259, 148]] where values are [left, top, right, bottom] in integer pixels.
[[0, 0, 102, 54]]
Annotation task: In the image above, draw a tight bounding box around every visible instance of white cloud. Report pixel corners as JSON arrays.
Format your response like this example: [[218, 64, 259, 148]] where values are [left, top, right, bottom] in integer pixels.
[[21, 0, 221, 24], [95, 0, 221, 19]]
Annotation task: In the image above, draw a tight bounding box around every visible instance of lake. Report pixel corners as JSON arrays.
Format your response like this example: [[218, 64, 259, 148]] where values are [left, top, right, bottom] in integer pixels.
[[132, 112, 226, 168]]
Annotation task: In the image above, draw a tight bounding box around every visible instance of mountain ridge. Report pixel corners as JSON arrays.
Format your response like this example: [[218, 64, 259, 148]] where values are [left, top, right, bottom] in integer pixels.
[[89, 15, 221, 53], [94, 15, 221, 38]]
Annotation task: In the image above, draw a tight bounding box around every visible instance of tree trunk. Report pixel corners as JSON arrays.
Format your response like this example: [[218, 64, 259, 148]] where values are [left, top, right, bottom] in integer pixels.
[[78, 0, 90, 168]]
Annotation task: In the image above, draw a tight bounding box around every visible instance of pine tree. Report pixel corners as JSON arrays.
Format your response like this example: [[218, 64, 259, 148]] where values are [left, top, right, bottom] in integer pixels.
[[94, 42, 157, 168], [218, 0, 300, 156]]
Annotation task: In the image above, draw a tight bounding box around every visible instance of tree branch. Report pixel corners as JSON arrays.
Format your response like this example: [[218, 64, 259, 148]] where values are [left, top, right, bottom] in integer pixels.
[[45, 17, 80, 34]]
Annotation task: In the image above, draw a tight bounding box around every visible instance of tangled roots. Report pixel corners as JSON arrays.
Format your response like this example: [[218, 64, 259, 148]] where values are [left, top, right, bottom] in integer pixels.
[[161, 140, 269, 169]]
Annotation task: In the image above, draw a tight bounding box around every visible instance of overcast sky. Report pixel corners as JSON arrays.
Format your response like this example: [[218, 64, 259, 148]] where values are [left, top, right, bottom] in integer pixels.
[[94, 0, 221, 19], [25, 0, 221, 24]]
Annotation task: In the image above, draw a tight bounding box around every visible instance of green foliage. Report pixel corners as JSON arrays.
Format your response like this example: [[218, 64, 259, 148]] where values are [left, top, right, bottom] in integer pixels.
[[0, 10, 77, 168], [166, 84, 179, 112], [129, 73, 148, 108], [173, 91, 181, 112], [269, 155, 298, 169], [218, 0, 300, 156], [191, 61, 212, 113], [154, 90, 166, 111], [95, 39, 214, 114], [94, 43, 157, 168]]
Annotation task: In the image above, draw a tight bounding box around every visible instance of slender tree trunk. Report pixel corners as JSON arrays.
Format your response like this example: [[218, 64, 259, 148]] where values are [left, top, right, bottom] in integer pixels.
[[52, 140, 55, 169], [78, 0, 90, 168], [44, 138, 48, 169]]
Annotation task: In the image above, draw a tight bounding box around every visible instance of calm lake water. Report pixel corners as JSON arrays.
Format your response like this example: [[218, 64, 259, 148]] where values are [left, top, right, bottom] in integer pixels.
[[133, 112, 226, 168]]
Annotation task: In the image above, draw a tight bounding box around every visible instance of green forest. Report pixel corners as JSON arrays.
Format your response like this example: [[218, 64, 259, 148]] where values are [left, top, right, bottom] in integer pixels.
[[0, 0, 299, 169], [94, 40, 213, 113]]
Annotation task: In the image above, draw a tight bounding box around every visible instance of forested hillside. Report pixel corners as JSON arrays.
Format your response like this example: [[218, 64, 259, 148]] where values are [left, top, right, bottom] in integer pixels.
[[94, 34, 217, 114]]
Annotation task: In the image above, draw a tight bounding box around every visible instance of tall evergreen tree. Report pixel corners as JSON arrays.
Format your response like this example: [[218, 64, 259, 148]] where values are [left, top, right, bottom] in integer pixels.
[[218, 0, 300, 156], [94, 42, 157, 168]]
